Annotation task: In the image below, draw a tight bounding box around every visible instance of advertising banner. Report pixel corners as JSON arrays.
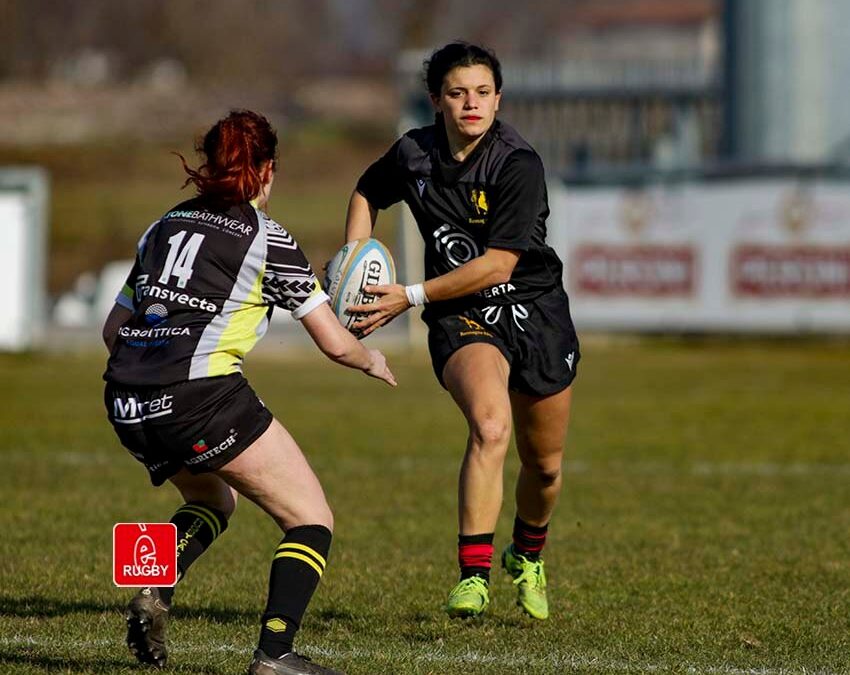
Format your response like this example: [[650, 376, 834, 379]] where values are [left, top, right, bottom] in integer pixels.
[[548, 178, 850, 332]]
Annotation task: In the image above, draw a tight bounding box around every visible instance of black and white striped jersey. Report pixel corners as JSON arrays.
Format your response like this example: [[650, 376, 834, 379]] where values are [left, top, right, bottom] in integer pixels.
[[104, 197, 328, 386]]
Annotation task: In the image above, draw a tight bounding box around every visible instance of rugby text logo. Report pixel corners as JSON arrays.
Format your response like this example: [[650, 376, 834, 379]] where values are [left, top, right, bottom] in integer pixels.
[[113, 523, 177, 587]]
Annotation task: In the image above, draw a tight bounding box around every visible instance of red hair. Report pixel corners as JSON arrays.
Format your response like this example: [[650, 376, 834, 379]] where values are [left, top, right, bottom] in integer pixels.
[[178, 110, 278, 205]]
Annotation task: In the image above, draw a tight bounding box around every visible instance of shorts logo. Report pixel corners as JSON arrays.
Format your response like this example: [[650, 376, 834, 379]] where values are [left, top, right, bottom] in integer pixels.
[[113, 393, 174, 424], [565, 352, 575, 371], [185, 429, 238, 465], [113, 523, 177, 587], [483, 304, 530, 332], [459, 316, 485, 331], [458, 315, 493, 338]]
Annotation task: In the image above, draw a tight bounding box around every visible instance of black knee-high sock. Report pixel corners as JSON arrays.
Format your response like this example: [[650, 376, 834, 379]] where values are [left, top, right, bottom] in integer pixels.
[[156, 502, 228, 605], [259, 525, 332, 658]]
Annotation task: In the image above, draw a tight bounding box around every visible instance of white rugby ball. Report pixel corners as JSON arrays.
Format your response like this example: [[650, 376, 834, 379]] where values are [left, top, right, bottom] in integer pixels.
[[324, 238, 396, 335]]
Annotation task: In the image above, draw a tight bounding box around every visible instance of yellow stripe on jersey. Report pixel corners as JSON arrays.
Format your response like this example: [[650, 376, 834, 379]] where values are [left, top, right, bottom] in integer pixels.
[[207, 264, 266, 377], [120, 282, 134, 304]]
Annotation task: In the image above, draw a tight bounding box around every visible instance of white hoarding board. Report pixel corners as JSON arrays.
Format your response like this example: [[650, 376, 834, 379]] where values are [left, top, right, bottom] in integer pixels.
[[548, 178, 850, 332], [0, 169, 48, 350]]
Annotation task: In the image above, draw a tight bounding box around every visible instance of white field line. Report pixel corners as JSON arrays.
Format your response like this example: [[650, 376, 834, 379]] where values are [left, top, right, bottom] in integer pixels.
[[0, 634, 838, 675], [9, 451, 850, 478]]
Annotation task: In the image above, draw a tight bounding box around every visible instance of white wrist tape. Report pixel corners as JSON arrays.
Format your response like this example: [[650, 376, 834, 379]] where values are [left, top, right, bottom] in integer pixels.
[[404, 283, 429, 307]]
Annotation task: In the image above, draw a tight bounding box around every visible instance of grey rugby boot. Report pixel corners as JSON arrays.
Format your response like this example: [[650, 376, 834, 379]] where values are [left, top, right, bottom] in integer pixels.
[[125, 587, 170, 668], [248, 649, 346, 675]]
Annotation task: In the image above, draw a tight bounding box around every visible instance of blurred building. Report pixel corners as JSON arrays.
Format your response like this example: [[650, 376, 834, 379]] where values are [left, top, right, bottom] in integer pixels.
[[503, 0, 722, 175], [725, 0, 850, 165]]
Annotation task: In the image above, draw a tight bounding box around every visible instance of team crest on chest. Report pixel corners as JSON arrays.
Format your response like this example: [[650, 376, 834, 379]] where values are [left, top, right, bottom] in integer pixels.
[[469, 188, 488, 224], [470, 188, 488, 214]]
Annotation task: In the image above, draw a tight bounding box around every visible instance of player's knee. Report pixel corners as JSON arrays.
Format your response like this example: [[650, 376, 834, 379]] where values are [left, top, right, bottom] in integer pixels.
[[214, 495, 237, 519], [469, 414, 511, 452], [525, 458, 562, 486]]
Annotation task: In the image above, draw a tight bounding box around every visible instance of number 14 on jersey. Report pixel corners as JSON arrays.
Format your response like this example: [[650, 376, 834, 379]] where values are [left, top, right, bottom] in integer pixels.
[[159, 230, 206, 288]]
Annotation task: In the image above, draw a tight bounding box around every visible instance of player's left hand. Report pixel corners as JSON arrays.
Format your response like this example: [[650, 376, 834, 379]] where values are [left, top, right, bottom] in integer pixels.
[[349, 284, 410, 337]]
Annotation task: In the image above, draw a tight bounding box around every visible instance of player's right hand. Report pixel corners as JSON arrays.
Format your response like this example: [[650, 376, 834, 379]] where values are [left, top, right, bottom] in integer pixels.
[[365, 349, 397, 387]]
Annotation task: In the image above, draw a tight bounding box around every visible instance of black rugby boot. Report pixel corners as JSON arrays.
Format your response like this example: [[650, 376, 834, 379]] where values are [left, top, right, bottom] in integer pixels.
[[125, 587, 170, 668], [248, 649, 345, 675]]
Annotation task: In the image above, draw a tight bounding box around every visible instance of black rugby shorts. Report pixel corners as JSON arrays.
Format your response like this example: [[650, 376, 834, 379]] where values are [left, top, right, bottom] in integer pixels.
[[426, 286, 580, 397], [105, 374, 273, 486]]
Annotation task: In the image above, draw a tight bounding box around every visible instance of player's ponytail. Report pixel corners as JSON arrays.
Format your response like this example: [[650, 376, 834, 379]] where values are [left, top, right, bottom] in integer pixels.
[[177, 109, 278, 205]]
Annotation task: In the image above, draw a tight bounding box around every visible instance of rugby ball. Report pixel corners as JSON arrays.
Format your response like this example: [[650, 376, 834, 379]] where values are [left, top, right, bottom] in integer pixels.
[[324, 238, 396, 335]]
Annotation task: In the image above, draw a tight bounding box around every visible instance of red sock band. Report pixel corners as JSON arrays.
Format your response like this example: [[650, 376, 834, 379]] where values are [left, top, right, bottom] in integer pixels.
[[513, 517, 548, 556], [458, 543, 494, 570]]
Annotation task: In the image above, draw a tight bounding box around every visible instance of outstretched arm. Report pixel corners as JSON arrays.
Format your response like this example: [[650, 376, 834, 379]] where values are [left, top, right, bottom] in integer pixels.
[[300, 302, 396, 386]]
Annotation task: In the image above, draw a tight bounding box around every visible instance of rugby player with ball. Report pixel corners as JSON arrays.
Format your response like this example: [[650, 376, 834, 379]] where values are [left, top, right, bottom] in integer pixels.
[[342, 42, 581, 621]]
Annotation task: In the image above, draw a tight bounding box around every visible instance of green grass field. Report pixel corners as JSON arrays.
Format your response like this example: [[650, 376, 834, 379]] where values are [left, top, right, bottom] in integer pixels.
[[2, 338, 850, 674]]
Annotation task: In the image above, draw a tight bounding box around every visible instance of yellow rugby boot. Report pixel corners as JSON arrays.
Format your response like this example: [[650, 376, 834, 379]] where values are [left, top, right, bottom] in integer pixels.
[[501, 544, 549, 619], [445, 576, 490, 618]]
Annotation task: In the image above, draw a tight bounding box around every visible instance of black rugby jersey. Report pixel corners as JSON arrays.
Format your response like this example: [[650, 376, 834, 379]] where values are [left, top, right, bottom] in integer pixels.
[[356, 118, 564, 315], [104, 197, 328, 386]]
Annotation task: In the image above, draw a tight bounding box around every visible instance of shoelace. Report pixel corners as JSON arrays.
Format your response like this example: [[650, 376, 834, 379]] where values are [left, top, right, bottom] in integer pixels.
[[513, 560, 546, 589], [456, 576, 488, 593]]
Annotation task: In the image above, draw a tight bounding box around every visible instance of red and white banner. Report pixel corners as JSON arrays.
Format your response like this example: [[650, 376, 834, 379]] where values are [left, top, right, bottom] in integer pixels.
[[548, 178, 850, 332]]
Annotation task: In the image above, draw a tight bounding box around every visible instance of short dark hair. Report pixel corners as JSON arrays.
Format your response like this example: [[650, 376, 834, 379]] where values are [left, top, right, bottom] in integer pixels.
[[423, 42, 502, 97]]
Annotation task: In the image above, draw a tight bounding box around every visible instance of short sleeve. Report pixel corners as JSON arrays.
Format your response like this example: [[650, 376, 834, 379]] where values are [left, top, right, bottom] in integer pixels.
[[486, 149, 546, 251], [261, 219, 329, 320], [355, 139, 406, 210], [115, 256, 142, 310]]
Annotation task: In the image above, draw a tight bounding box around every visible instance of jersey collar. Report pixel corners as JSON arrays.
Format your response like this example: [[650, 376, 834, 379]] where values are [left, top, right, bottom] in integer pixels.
[[432, 116, 499, 186]]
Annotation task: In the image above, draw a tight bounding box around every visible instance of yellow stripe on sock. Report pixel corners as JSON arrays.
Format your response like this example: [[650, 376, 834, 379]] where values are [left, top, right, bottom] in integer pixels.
[[275, 542, 326, 569], [177, 505, 220, 539], [177, 506, 218, 538], [274, 551, 324, 577]]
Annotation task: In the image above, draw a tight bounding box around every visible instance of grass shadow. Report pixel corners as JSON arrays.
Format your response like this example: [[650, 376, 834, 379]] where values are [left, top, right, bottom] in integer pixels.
[[0, 594, 256, 624], [0, 649, 141, 674], [0, 649, 234, 673]]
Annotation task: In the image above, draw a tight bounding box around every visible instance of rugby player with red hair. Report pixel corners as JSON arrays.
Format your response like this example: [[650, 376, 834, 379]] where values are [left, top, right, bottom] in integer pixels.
[[103, 109, 394, 675]]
